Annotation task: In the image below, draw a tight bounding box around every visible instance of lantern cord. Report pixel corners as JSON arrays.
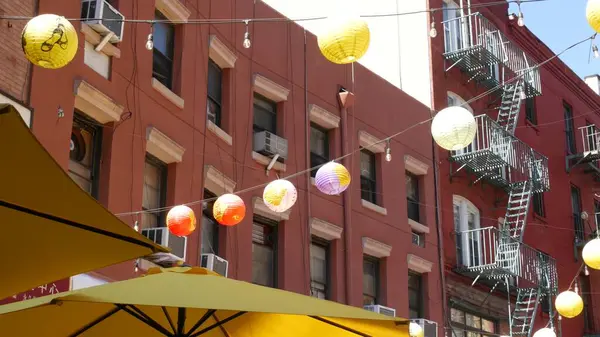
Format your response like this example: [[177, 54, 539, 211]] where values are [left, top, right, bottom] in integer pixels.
[[115, 33, 595, 217], [0, 0, 548, 25]]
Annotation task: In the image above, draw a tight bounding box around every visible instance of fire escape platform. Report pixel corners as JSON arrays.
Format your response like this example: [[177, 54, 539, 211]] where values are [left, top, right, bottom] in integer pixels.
[[444, 46, 502, 88], [566, 125, 600, 179]]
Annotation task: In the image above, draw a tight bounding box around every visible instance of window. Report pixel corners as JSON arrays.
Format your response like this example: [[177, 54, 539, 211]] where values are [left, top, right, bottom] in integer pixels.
[[360, 150, 377, 204], [252, 216, 277, 287], [412, 232, 425, 247], [532, 193, 545, 217], [201, 190, 219, 254], [580, 276, 595, 332], [153, 11, 175, 89], [69, 113, 102, 197], [310, 124, 329, 177], [408, 272, 423, 318], [310, 238, 329, 299], [142, 155, 167, 229], [442, 0, 464, 53], [571, 185, 584, 243], [525, 96, 537, 124], [363, 255, 379, 305], [564, 102, 576, 154], [207, 59, 222, 126], [453, 196, 481, 267], [450, 307, 496, 337], [406, 172, 420, 222], [253, 93, 277, 135]]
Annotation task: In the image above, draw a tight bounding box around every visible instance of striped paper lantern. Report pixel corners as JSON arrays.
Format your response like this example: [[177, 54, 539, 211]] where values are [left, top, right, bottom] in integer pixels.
[[315, 162, 351, 195]]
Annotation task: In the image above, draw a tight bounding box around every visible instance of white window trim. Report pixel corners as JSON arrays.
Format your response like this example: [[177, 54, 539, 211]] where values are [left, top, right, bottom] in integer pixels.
[[447, 91, 473, 113], [362, 237, 392, 258], [207, 120, 233, 146], [204, 165, 235, 196], [146, 126, 185, 164], [404, 155, 429, 175], [309, 104, 340, 129], [310, 217, 343, 240], [453, 195, 482, 267], [358, 130, 386, 153], [253, 196, 291, 221], [407, 254, 433, 273], [74, 80, 124, 124], [155, 0, 191, 23], [209, 35, 237, 69], [253, 74, 290, 102]]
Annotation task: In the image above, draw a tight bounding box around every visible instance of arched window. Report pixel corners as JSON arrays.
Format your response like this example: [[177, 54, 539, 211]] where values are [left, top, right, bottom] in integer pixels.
[[452, 195, 481, 267], [447, 91, 473, 113]]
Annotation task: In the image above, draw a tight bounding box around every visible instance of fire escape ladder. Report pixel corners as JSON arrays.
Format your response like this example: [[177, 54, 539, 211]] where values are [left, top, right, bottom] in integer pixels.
[[496, 78, 524, 134], [502, 181, 532, 241], [511, 287, 541, 337]]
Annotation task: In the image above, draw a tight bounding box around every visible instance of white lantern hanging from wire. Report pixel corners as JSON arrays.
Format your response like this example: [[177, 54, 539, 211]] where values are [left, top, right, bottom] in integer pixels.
[[263, 179, 298, 213], [533, 328, 557, 337], [431, 106, 477, 151]]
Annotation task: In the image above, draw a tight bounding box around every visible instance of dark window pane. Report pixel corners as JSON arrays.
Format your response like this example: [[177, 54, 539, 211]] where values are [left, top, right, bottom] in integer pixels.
[[207, 60, 222, 103], [201, 190, 218, 254], [564, 102, 576, 153], [253, 94, 277, 134], [571, 185, 584, 242], [525, 97, 536, 124], [310, 124, 329, 177], [408, 272, 422, 318], [252, 220, 277, 288], [69, 113, 102, 198], [406, 172, 420, 222], [532, 193, 545, 217], [152, 11, 174, 89], [360, 150, 377, 204], [363, 256, 379, 305]]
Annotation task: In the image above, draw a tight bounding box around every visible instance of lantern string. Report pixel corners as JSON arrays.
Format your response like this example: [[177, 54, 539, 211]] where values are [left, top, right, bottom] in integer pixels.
[[0, 0, 548, 25], [115, 33, 596, 217]]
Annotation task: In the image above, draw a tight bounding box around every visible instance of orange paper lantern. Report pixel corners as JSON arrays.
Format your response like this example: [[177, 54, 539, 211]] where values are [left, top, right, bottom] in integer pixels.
[[213, 194, 246, 226], [166, 205, 197, 237]]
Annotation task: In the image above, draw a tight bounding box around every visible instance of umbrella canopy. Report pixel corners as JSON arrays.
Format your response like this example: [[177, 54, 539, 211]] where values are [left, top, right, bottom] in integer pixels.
[[0, 104, 168, 300], [0, 267, 409, 337]]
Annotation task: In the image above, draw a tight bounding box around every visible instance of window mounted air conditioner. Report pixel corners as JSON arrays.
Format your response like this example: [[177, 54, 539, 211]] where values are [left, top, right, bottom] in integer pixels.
[[363, 305, 396, 317], [141, 227, 187, 261], [200, 253, 229, 277], [411, 318, 438, 337], [253, 131, 288, 160], [81, 0, 125, 43]]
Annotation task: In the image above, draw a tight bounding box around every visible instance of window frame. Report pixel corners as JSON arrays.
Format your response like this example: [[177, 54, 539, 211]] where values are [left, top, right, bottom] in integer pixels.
[[564, 102, 576, 154], [152, 10, 175, 90], [360, 149, 377, 204], [251, 215, 278, 288], [310, 123, 330, 177], [453, 195, 482, 267], [201, 190, 219, 255], [450, 306, 497, 337], [253, 93, 277, 135], [207, 58, 223, 126], [142, 154, 168, 228], [70, 112, 103, 199], [532, 192, 545, 218], [362, 255, 380, 305], [310, 236, 330, 299], [525, 95, 537, 124], [406, 171, 420, 222], [408, 271, 423, 319], [571, 184, 584, 243]]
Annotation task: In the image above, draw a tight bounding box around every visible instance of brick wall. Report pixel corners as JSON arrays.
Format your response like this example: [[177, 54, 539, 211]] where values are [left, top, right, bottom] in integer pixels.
[[0, 0, 35, 103]]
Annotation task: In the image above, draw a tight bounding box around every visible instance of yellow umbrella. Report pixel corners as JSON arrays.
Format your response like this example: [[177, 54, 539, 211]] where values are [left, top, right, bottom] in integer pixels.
[[0, 267, 409, 337], [0, 104, 168, 300]]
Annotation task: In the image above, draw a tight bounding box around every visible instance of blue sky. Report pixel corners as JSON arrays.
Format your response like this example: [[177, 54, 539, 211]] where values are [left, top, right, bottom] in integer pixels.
[[508, 0, 597, 79]]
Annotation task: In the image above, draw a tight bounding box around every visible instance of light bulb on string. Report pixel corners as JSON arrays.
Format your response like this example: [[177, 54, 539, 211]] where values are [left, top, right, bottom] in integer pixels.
[[145, 24, 154, 50], [385, 139, 392, 162], [243, 20, 252, 49], [429, 22, 437, 38], [593, 43, 600, 58], [517, 11, 525, 26], [133, 220, 139, 232]]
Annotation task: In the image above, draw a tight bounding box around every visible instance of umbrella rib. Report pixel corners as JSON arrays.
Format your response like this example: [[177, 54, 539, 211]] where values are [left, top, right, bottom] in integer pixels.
[[177, 308, 186, 335], [118, 304, 174, 337], [68, 306, 122, 337], [184, 309, 216, 337], [162, 306, 177, 334], [0, 199, 158, 251], [189, 311, 247, 337], [309, 316, 372, 337]]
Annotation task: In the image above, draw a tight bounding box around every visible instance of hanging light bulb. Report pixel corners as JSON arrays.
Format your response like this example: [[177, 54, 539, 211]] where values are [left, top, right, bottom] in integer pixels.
[[134, 259, 139, 273], [429, 22, 437, 38], [242, 20, 252, 49], [517, 11, 525, 26], [385, 139, 392, 162], [133, 220, 139, 232], [593, 43, 600, 58], [508, 13, 515, 20], [145, 24, 154, 50], [585, 265, 590, 276]]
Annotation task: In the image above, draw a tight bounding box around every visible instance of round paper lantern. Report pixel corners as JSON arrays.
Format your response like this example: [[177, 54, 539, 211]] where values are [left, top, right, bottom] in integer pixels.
[[315, 162, 351, 195], [213, 194, 246, 226], [21, 14, 78, 69], [166, 205, 197, 237], [555, 290, 584, 318], [533, 328, 556, 337], [583, 238, 600, 269], [317, 15, 370, 64], [263, 179, 298, 213], [431, 106, 477, 151], [587, 0, 600, 33], [409, 322, 424, 337]]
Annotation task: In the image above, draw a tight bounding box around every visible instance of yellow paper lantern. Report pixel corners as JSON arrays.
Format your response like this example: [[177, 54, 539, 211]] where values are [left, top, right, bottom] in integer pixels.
[[263, 179, 298, 213], [431, 106, 477, 151], [555, 290, 584, 318], [22, 14, 78, 69], [587, 0, 600, 33], [317, 16, 370, 64], [583, 238, 600, 269]]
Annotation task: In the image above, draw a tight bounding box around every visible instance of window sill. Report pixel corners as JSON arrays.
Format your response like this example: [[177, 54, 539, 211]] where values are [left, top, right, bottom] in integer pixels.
[[408, 218, 430, 234], [152, 78, 184, 109], [361, 199, 387, 216], [533, 213, 547, 223], [525, 119, 540, 134], [252, 152, 287, 172], [207, 120, 232, 146]]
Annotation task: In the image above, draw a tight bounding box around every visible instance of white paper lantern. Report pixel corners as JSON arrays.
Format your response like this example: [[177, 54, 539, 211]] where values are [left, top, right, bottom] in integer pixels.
[[431, 106, 477, 151], [533, 328, 556, 337], [263, 179, 298, 213], [409, 322, 424, 337]]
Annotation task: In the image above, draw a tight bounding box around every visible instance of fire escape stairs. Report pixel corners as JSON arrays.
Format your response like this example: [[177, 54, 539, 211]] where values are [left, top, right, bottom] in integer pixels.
[[496, 78, 525, 134], [511, 287, 541, 337]]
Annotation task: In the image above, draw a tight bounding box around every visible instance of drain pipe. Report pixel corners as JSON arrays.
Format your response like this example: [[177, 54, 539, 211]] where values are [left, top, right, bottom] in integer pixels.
[[338, 88, 356, 305], [303, 29, 313, 295]]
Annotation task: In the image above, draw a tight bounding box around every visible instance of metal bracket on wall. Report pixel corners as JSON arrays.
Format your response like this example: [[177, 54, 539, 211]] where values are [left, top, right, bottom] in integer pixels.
[[265, 154, 280, 177]]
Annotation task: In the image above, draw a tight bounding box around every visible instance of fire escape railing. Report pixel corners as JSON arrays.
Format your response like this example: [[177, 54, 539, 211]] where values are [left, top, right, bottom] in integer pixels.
[[566, 125, 600, 176]]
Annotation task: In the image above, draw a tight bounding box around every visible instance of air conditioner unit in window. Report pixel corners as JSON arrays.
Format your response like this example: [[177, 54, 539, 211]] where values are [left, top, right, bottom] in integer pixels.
[[200, 253, 229, 277], [253, 131, 288, 160], [363, 305, 396, 317], [412, 318, 438, 337], [81, 0, 125, 43], [141, 227, 187, 261], [412, 232, 420, 246]]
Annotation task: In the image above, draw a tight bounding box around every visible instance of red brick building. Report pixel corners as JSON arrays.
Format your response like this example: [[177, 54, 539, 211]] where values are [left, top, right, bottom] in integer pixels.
[[12, 0, 443, 328], [430, 0, 600, 336]]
